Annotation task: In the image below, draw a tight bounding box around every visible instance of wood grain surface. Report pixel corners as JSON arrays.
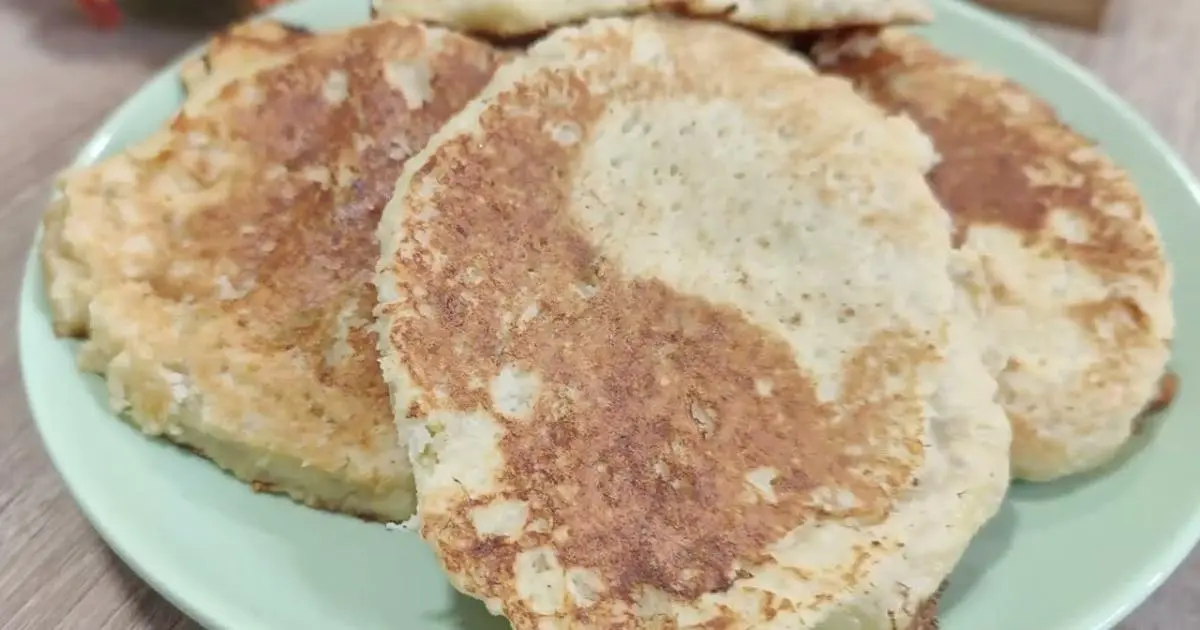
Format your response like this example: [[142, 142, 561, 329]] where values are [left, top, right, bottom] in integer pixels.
[[1, 1, 1198, 628], [976, 0, 1110, 30]]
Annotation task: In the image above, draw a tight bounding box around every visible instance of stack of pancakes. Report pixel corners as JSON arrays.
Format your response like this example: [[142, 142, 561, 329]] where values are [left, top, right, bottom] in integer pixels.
[[40, 1, 1174, 628]]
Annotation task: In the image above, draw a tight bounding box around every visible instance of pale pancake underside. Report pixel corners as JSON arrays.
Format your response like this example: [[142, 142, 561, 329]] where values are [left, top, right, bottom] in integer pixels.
[[377, 16, 1009, 629], [372, 0, 932, 36], [40, 19, 504, 521], [812, 29, 1174, 482]]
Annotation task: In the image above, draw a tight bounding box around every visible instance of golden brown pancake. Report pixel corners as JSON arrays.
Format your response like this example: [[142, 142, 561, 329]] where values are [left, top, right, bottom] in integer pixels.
[[40, 18, 506, 520], [377, 15, 1009, 629], [812, 29, 1174, 481]]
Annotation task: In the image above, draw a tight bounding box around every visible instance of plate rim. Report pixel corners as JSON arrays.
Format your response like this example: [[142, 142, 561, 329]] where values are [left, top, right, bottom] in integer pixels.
[[18, 1, 1200, 629], [16, 24, 247, 630]]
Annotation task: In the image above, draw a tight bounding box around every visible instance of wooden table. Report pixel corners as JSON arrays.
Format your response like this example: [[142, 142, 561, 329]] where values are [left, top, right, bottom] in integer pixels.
[[1, 1, 1198, 628]]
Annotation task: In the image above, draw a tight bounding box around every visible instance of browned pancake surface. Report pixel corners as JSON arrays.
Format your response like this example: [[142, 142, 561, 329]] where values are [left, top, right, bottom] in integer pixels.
[[812, 29, 1172, 481], [42, 19, 507, 519]]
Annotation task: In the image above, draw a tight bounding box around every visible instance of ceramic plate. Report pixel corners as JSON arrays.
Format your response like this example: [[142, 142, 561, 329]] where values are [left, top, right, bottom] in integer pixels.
[[19, 1, 1200, 628]]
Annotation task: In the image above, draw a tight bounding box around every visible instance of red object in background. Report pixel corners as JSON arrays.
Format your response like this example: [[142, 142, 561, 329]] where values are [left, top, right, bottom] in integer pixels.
[[76, 0, 289, 30], [76, 0, 123, 29]]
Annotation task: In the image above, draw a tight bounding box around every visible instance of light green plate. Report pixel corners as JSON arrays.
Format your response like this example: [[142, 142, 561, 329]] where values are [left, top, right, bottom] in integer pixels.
[[18, 0, 1200, 628]]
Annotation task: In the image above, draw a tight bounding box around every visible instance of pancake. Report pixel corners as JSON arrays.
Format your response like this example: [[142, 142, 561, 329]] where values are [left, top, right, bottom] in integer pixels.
[[812, 29, 1174, 482], [179, 19, 316, 95], [376, 16, 1009, 628], [371, 0, 932, 37], [40, 19, 505, 521]]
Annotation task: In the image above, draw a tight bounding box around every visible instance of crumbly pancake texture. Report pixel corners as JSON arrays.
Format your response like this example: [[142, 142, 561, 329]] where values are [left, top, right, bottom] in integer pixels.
[[376, 16, 1009, 628], [179, 19, 316, 95], [813, 29, 1174, 482], [40, 19, 505, 521], [372, 0, 932, 37]]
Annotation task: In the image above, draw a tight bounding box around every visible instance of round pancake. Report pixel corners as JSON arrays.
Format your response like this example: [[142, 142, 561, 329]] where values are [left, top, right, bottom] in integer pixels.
[[376, 16, 1009, 628], [40, 19, 505, 521], [371, 0, 932, 37], [179, 19, 316, 95], [812, 29, 1174, 482]]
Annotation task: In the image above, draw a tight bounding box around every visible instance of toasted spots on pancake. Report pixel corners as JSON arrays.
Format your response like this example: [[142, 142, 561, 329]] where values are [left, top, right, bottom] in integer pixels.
[[41, 20, 505, 520]]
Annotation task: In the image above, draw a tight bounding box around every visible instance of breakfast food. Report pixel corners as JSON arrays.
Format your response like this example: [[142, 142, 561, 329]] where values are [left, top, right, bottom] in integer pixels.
[[376, 15, 1009, 629], [40, 18, 505, 521], [812, 29, 1174, 481], [371, 0, 933, 37]]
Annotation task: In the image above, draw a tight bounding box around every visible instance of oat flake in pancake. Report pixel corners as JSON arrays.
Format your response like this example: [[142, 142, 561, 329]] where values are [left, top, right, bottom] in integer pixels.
[[376, 15, 1009, 629], [40, 18, 506, 521], [814, 29, 1174, 482]]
